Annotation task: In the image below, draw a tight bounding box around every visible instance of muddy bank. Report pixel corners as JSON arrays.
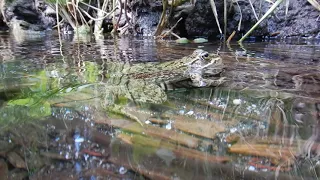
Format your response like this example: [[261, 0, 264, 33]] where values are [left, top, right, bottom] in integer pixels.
[[0, 0, 319, 39], [180, 0, 320, 39]]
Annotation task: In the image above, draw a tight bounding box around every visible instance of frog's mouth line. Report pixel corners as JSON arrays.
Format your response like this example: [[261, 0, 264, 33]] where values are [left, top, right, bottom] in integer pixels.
[[184, 57, 223, 71], [202, 57, 223, 69]]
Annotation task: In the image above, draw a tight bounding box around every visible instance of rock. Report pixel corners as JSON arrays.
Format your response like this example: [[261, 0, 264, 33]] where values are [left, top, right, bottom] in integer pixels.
[[0, 159, 8, 180], [184, 0, 225, 39], [8, 169, 28, 180], [7, 151, 27, 169], [132, 0, 162, 36], [192, 37, 208, 43], [176, 37, 189, 43], [265, 0, 320, 38], [180, 0, 319, 39], [4, 0, 55, 32], [230, 0, 320, 38]]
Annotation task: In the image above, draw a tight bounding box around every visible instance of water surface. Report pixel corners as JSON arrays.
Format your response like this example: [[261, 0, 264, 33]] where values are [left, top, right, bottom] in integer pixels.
[[0, 32, 320, 179]]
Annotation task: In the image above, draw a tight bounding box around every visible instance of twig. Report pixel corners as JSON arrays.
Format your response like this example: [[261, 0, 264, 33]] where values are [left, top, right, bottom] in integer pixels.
[[239, 0, 284, 43], [248, 0, 259, 20], [157, 17, 183, 39], [154, 0, 168, 36], [209, 0, 222, 34]]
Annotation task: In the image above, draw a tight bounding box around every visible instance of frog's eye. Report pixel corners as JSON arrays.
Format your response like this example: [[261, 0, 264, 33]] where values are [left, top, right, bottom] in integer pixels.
[[200, 52, 209, 60]]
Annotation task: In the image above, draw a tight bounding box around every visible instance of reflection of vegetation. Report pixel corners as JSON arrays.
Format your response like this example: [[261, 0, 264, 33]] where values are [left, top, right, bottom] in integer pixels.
[[0, 61, 101, 126]]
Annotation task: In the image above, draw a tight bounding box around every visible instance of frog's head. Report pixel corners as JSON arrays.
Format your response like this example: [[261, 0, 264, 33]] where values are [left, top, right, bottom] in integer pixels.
[[185, 49, 223, 70]]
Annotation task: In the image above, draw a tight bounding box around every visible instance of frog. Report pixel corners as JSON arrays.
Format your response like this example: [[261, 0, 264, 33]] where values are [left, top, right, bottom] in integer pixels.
[[100, 49, 225, 125]]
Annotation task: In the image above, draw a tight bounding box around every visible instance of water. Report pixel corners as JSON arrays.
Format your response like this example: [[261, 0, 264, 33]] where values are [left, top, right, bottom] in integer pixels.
[[0, 32, 320, 179]]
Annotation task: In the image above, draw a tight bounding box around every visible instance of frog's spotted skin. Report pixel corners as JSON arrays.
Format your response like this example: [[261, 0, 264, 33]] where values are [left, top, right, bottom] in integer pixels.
[[101, 49, 224, 124]]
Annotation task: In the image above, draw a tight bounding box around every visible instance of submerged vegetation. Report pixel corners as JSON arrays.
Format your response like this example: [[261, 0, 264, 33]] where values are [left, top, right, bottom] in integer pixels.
[[0, 0, 320, 179], [0, 34, 319, 178]]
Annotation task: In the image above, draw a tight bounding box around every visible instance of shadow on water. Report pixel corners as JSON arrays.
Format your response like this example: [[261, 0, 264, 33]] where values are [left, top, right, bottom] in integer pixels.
[[0, 32, 320, 179]]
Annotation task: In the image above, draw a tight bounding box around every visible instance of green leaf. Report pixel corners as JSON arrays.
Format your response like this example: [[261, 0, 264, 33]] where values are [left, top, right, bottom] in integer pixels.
[[29, 101, 52, 117], [175, 38, 189, 44], [8, 98, 34, 106], [193, 38, 208, 43], [83, 62, 100, 83]]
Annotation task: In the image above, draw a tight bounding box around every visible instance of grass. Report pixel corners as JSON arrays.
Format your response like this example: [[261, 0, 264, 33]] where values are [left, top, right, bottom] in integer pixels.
[[238, 0, 285, 43], [41, 0, 320, 41]]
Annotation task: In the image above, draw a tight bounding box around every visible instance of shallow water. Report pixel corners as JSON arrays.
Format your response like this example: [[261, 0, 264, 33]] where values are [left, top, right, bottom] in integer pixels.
[[0, 32, 320, 179]]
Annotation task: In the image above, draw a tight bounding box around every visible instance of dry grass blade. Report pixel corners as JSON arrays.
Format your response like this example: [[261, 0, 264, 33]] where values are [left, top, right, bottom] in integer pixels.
[[226, 0, 242, 43], [154, 0, 168, 36], [249, 0, 259, 20], [226, 30, 236, 43], [239, 0, 284, 43], [61, 7, 76, 29], [224, 0, 227, 40], [264, 0, 275, 4], [285, 0, 289, 17], [210, 0, 222, 34], [234, 0, 242, 31], [307, 0, 320, 11]]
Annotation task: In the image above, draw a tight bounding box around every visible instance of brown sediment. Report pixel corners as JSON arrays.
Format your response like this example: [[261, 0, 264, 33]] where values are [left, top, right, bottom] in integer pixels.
[[95, 118, 201, 148]]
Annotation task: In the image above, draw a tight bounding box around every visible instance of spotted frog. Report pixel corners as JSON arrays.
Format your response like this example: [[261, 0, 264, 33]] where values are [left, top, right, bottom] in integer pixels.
[[101, 49, 224, 124]]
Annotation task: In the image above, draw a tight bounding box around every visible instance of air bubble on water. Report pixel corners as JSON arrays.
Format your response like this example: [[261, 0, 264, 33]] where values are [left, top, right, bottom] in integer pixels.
[[248, 166, 256, 171], [65, 87, 73, 93], [178, 110, 185, 115], [165, 122, 172, 130], [186, 110, 194, 115], [230, 128, 237, 133], [84, 154, 89, 161], [98, 160, 103, 166], [119, 166, 127, 174], [75, 151, 79, 159], [233, 99, 242, 105], [75, 137, 84, 143]]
